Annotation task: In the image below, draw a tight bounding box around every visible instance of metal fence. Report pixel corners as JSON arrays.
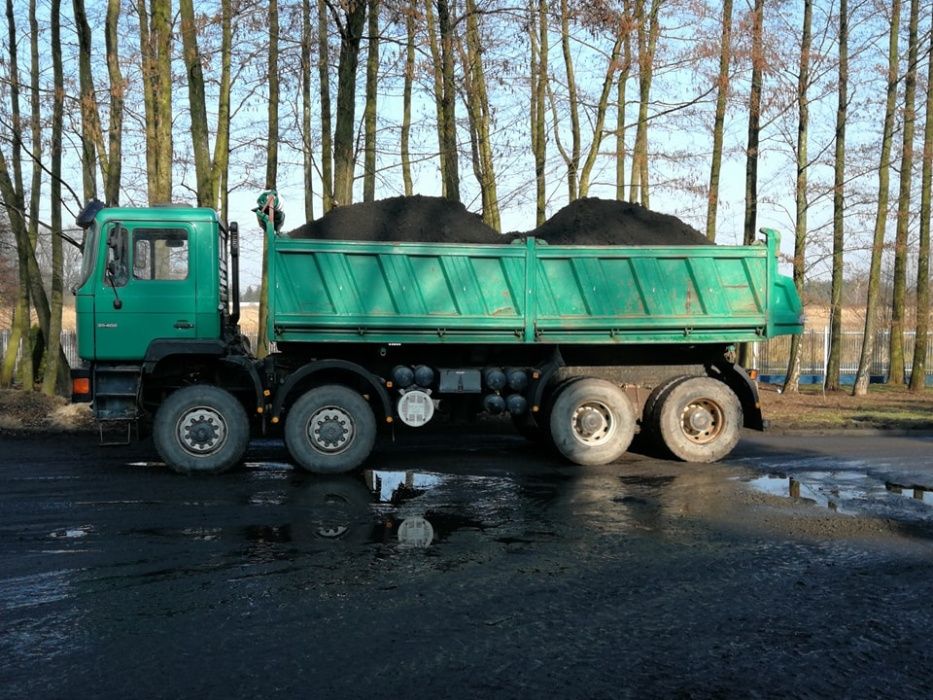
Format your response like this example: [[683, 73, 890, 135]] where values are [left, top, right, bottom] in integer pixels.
[[1, 327, 931, 385], [752, 328, 933, 384]]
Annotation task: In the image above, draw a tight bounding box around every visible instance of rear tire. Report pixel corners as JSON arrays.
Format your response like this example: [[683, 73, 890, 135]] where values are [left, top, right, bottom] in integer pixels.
[[285, 385, 376, 474], [549, 378, 636, 466], [153, 385, 250, 475], [655, 376, 742, 462]]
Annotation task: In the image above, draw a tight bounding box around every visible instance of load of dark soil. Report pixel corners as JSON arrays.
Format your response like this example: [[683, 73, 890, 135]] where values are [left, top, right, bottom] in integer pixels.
[[527, 198, 712, 246], [288, 195, 504, 244]]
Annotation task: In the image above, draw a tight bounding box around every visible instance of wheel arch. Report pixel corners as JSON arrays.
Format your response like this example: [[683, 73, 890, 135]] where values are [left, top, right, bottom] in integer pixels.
[[709, 362, 763, 430], [271, 359, 392, 427]]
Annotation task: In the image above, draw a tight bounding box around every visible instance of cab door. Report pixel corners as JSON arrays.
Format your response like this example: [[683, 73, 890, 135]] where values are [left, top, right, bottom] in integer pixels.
[[94, 223, 198, 360]]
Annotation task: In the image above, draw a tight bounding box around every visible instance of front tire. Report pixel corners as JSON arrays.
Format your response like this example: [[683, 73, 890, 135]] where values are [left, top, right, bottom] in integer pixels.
[[153, 385, 250, 475], [285, 385, 377, 474], [655, 377, 742, 462], [549, 378, 636, 466]]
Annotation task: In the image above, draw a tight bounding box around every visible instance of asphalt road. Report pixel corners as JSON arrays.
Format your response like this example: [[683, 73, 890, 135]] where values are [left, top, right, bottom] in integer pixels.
[[2, 428, 932, 699]]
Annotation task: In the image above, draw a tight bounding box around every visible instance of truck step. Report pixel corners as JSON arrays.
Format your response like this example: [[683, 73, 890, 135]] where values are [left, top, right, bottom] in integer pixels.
[[93, 365, 142, 424]]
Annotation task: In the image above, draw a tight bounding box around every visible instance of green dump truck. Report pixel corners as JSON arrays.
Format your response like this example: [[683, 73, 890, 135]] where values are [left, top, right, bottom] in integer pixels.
[[70, 197, 803, 475]]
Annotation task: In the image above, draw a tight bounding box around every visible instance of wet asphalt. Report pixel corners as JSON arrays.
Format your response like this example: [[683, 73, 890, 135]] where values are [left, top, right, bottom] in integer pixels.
[[2, 427, 932, 699]]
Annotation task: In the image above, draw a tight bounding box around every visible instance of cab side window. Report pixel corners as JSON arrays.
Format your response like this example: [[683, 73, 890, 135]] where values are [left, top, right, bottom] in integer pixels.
[[105, 226, 129, 287], [133, 228, 189, 281]]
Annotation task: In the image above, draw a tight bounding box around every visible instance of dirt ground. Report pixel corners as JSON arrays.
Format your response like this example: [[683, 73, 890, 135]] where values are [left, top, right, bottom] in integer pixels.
[[2, 430, 932, 698]]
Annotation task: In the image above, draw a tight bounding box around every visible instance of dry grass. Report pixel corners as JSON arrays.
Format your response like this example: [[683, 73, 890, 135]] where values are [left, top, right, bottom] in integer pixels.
[[759, 383, 933, 431], [0, 389, 94, 432]]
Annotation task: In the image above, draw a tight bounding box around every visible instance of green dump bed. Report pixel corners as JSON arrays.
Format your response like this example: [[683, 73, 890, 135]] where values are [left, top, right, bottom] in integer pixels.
[[267, 229, 803, 345]]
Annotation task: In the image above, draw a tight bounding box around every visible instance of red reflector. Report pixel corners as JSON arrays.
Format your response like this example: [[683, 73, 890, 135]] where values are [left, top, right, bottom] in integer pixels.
[[73, 377, 90, 395], [747, 369, 759, 380]]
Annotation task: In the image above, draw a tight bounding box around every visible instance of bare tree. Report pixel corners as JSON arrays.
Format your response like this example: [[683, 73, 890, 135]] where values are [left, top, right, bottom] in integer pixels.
[[705, 0, 733, 242], [437, 0, 461, 201], [302, 0, 315, 221], [738, 0, 766, 368], [363, 0, 379, 202], [783, 0, 813, 394], [887, 0, 920, 385], [318, 0, 335, 212], [825, 0, 848, 391], [42, 0, 65, 395], [529, 0, 548, 222], [400, 3, 416, 196], [909, 26, 933, 392], [330, 0, 366, 207], [853, 0, 901, 396], [461, 0, 500, 229], [137, 0, 173, 203]]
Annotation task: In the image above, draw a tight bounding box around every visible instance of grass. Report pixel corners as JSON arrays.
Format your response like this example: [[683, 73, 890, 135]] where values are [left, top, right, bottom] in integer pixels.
[[758, 383, 933, 431]]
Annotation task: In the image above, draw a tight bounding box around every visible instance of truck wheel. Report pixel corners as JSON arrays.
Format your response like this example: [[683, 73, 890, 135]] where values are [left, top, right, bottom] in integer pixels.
[[655, 376, 742, 462], [641, 375, 691, 427], [285, 385, 376, 474], [153, 385, 250, 475], [549, 378, 636, 466]]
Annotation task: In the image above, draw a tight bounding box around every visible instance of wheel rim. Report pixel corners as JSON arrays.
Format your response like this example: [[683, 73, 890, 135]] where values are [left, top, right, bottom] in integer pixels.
[[570, 401, 616, 445], [176, 406, 228, 455], [307, 405, 355, 454], [679, 398, 725, 444]]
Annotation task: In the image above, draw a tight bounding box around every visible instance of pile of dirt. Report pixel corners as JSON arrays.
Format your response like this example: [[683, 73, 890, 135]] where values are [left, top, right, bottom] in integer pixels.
[[288, 195, 504, 244], [527, 198, 711, 246]]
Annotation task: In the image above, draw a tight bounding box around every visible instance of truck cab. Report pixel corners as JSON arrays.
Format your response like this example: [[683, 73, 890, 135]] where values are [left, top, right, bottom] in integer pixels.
[[70, 201, 257, 456], [73, 204, 232, 361]]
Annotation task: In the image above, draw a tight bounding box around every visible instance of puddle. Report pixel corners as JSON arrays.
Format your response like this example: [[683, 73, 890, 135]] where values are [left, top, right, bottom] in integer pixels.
[[742, 471, 933, 519]]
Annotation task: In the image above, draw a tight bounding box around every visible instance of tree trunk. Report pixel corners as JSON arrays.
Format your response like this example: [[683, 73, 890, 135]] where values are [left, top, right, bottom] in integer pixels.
[[783, 0, 812, 395], [437, 0, 460, 201], [909, 22, 933, 392], [705, 0, 733, 242], [529, 0, 548, 223], [258, 0, 281, 359], [137, 0, 173, 204], [825, 0, 848, 391], [615, 0, 632, 202], [318, 0, 334, 212], [887, 0, 920, 385], [27, 0, 43, 386], [461, 0, 500, 229], [738, 0, 765, 369], [401, 5, 415, 196], [559, 0, 580, 201], [424, 0, 447, 196], [853, 0, 901, 396], [213, 0, 232, 216], [266, 0, 280, 191], [104, 0, 123, 204], [362, 0, 379, 202], [331, 0, 366, 207], [302, 0, 315, 221], [3, 0, 32, 388], [629, 0, 660, 207], [72, 0, 98, 202], [43, 0, 65, 395], [180, 0, 214, 206]]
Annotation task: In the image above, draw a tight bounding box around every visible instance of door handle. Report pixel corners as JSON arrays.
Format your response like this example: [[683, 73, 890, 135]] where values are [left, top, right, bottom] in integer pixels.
[[174, 321, 193, 329]]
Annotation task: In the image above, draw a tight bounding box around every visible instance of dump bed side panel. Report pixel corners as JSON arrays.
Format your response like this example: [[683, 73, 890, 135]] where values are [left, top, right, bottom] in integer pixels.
[[268, 232, 802, 345]]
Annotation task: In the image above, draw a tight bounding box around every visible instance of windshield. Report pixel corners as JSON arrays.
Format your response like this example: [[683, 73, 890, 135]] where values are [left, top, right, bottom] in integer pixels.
[[74, 224, 99, 292]]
